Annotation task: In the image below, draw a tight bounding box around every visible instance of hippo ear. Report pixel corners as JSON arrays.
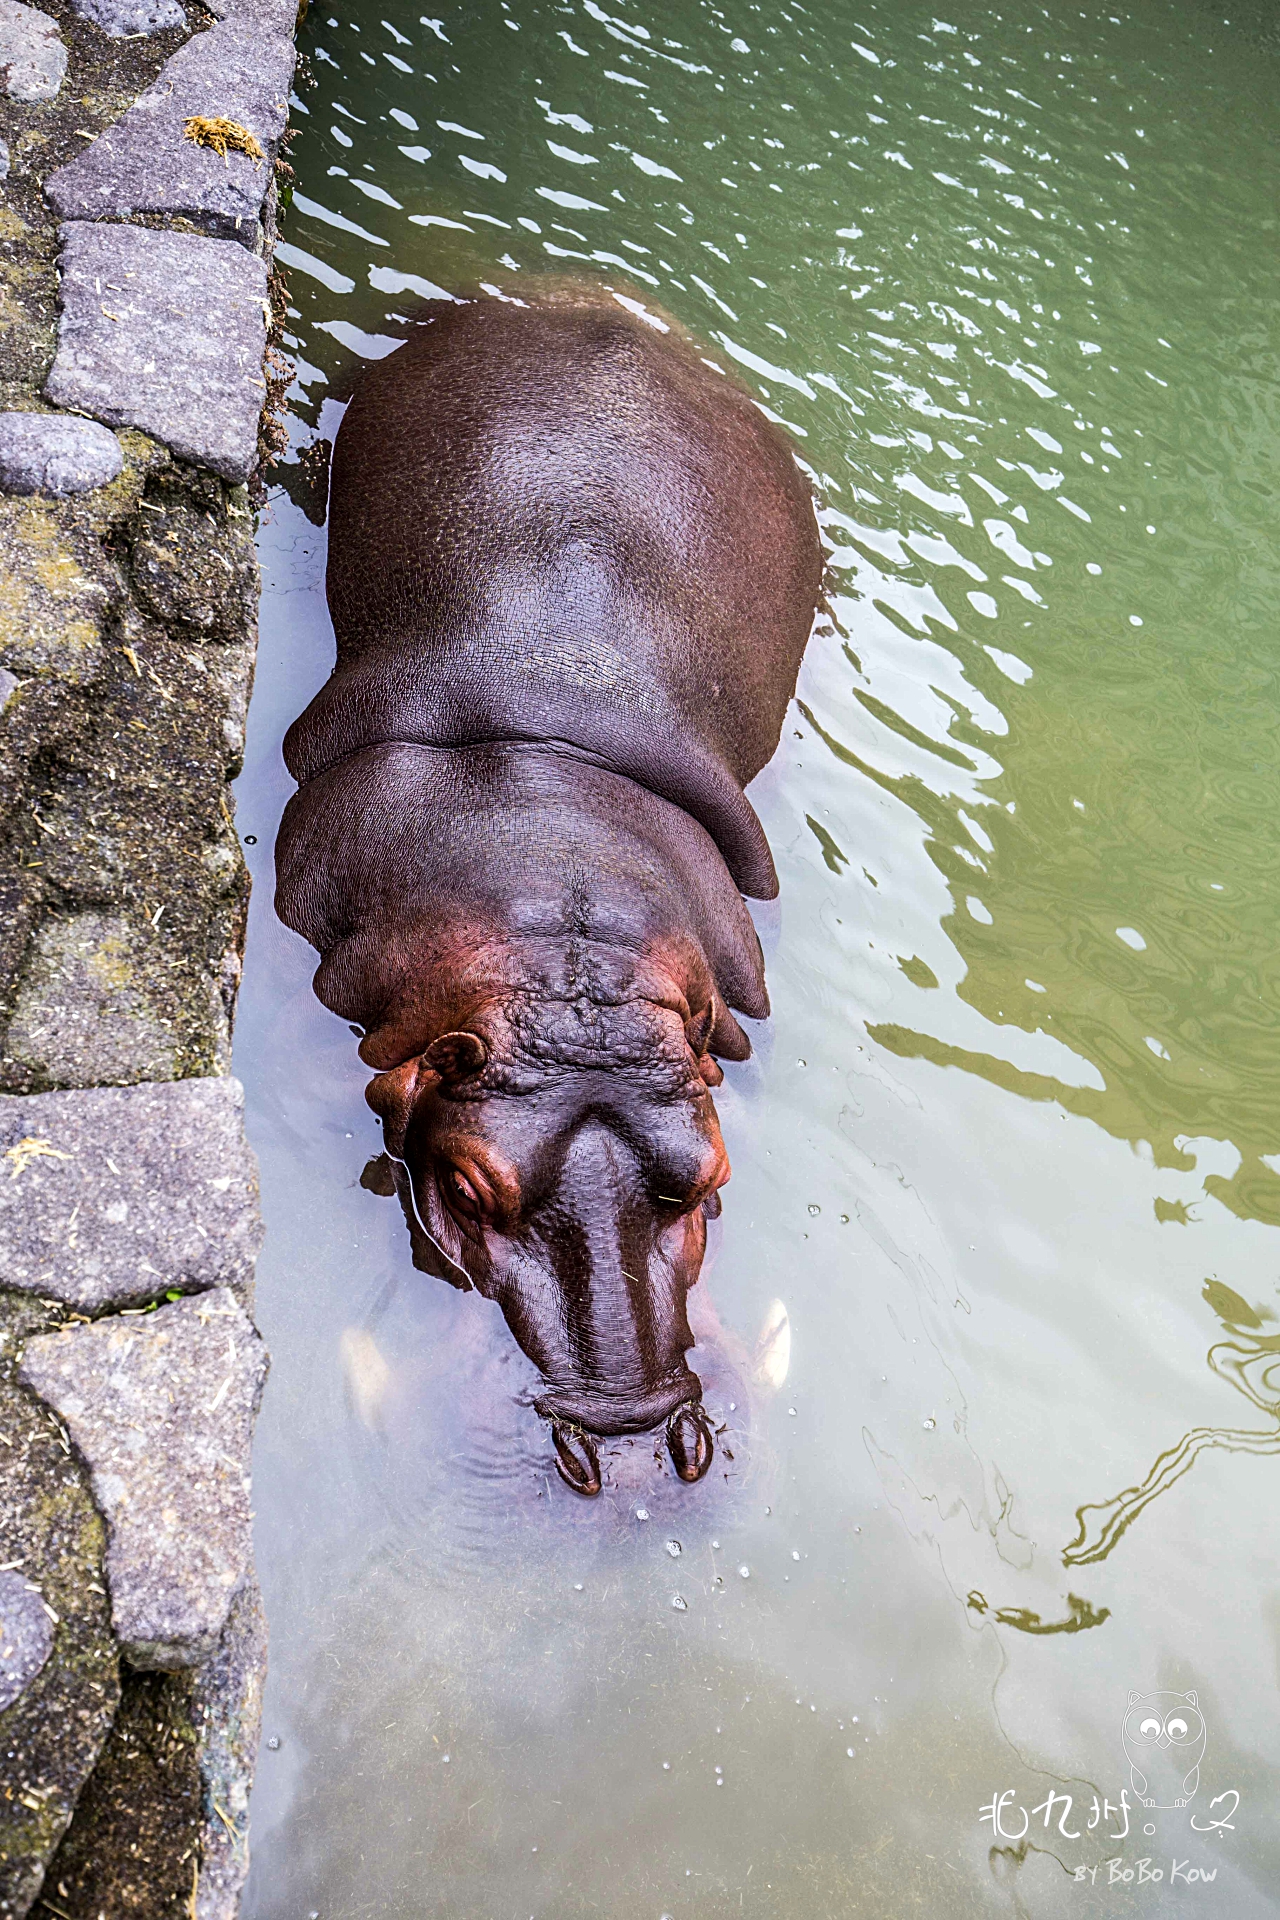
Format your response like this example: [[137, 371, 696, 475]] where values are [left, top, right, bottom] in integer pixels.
[[423, 1030, 489, 1081]]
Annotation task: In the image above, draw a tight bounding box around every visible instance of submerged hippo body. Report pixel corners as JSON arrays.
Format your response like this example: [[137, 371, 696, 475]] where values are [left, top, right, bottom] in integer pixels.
[[276, 292, 823, 1495]]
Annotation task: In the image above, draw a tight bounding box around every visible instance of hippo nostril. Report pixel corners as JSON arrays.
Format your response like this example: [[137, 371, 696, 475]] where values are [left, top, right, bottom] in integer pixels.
[[666, 1403, 714, 1484], [552, 1423, 602, 1497]]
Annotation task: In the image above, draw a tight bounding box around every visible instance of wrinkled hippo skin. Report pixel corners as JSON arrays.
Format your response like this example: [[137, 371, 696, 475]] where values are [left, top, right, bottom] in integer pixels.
[[276, 291, 822, 1491]]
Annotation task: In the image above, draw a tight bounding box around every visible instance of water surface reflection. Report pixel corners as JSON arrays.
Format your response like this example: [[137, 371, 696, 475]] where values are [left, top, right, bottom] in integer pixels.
[[237, 0, 1280, 1911]]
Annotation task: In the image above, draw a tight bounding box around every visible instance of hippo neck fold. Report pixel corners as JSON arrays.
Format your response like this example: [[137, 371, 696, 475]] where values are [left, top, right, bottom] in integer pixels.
[[282, 648, 781, 902], [274, 739, 770, 1071]]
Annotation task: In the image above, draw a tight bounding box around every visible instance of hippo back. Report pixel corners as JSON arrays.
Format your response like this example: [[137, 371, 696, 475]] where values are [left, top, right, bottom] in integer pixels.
[[285, 295, 823, 898]]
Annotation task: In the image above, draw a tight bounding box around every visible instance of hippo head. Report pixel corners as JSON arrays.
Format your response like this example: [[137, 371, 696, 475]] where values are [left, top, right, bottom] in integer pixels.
[[365, 991, 729, 1495]]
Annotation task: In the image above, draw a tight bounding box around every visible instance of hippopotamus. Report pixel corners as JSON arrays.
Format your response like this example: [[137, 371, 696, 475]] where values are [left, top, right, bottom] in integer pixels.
[[275, 288, 822, 1495]]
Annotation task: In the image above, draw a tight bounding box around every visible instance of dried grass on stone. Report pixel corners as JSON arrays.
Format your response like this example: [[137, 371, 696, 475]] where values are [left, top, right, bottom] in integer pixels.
[[181, 116, 265, 164]]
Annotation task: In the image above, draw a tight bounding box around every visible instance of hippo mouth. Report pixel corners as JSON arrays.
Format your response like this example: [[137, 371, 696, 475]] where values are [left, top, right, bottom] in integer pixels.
[[536, 1369, 701, 1437], [537, 1375, 715, 1497]]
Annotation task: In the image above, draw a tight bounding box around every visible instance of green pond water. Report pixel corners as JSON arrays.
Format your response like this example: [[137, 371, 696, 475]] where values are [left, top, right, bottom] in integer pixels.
[[234, 0, 1280, 1912]]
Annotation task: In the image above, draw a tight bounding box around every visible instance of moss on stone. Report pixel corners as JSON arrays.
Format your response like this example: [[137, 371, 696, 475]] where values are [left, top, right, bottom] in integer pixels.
[[0, 500, 115, 684]]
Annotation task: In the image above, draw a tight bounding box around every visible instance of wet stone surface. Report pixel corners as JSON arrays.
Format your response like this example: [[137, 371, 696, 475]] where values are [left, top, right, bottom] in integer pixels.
[[45, 223, 270, 482], [0, 411, 122, 496], [0, 1076, 262, 1311], [0, 0, 66, 102], [19, 1286, 268, 1669], [0, 1569, 54, 1712], [45, 16, 294, 241]]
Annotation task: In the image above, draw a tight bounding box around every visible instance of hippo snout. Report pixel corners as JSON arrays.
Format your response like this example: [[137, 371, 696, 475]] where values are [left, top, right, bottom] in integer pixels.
[[539, 1373, 715, 1496]]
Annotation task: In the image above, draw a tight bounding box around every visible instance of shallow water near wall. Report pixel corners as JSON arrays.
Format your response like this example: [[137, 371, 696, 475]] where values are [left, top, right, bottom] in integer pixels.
[[234, 0, 1280, 1912]]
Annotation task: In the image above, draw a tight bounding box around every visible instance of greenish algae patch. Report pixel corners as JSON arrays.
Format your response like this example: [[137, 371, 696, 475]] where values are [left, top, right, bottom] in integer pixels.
[[0, 500, 114, 684]]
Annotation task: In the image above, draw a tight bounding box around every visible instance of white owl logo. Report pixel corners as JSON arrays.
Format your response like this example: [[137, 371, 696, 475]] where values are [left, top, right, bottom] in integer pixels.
[[1121, 1690, 1206, 1808]]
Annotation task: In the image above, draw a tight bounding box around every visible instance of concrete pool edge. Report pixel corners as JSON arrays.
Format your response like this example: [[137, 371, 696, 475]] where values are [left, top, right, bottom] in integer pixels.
[[0, 0, 297, 1908]]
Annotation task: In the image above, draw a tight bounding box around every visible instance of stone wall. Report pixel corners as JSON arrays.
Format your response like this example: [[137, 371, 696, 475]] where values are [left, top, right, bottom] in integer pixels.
[[0, 0, 293, 1907]]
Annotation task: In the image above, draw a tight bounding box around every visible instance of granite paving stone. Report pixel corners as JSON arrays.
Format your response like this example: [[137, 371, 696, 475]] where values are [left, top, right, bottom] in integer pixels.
[[192, 1576, 267, 1920], [44, 223, 269, 483], [203, 0, 296, 32], [0, 0, 66, 102], [45, 18, 294, 242], [0, 412, 123, 497], [0, 1327, 121, 1920], [0, 1076, 262, 1311], [0, 497, 115, 684], [70, 0, 184, 33], [19, 1287, 268, 1669], [0, 1568, 55, 1712], [5, 911, 181, 1088]]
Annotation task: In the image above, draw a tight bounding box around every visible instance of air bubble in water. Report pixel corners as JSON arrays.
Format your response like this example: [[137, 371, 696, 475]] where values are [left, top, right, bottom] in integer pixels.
[[665, 1539, 682, 1557], [738, 1564, 750, 1578], [671, 1594, 688, 1611], [808, 1203, 820, 1216], [635, 1508, 649, 1521]]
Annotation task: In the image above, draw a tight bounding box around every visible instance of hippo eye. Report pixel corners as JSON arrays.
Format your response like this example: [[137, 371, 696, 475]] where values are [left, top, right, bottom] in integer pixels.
[[445, 1168, 483, 1220], [1166, 1716, 1189, 1741], [1139, 1716, 1161, 1740], [656, 1188, 705, 1217]]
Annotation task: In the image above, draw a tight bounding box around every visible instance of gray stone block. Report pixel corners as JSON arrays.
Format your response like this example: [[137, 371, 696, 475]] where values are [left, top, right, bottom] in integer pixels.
[[0, 1076, 262, 1311], [0, 495, 115, 685], [20, 1287, 268, 1669], [45, 19, 294, 242], [193, 1576, 267, 1920], [204, 0, 296, 31], [0, 138, 9, 183], [71, 0, 184, 32], [0, 0, 66, 102], [0, 668, 17, 713], [44, 224, 269, 483], [5, 911, 180, 1088], [0, 1568, 55, 1712], [0, 1323, 120, 1919], [0, 412, 123, 497]]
